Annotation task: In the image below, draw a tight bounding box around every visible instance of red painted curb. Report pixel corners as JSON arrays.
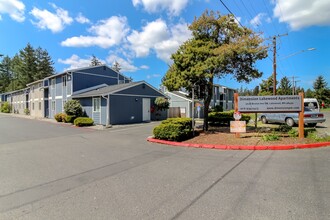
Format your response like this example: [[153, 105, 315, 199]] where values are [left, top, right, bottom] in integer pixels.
[[146, 137, 330, 150]]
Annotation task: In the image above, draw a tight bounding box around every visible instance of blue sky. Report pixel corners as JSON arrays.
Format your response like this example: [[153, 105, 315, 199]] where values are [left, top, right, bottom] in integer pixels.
[[0, 0, 329, 91]]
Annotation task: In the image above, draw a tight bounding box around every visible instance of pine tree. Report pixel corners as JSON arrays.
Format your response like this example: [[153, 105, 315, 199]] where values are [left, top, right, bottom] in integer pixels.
[[35, 47, 54, 80], [277, 76, 292, 95], [258, 75, 274, 95], [15, 43, 37, 89], [0, 56, 12, 92], [313, 75, 330, 105], [112, 61, 121, 72], [90, 55, 102, 66]]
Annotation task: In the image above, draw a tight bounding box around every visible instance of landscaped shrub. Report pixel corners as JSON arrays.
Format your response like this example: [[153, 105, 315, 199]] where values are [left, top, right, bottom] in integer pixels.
[[153, 118, 193, 141], [74, 117, 94, 127], [288, 129, 298, 138], [24, 108, 30, 115], [208, 110, 251, 125], [64, 115, 76, 123], [276, 124, 292, 132], [262, 132, 280, 141], [64, 100, 83, 117], [154, 97, 170, 111], [1, 102, 11, 113], [54, 113, 66, 122]]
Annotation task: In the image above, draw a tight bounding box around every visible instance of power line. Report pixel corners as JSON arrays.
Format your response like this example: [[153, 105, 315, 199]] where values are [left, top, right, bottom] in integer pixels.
[[218, 0, 244, 28]]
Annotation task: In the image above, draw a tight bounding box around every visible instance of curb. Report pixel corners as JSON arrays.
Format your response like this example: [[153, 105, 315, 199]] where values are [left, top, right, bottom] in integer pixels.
[[147, 137, 330, 150]]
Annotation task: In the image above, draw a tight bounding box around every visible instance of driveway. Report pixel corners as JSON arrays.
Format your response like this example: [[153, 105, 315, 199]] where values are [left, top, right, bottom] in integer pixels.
[[0, 114, 330, 219]]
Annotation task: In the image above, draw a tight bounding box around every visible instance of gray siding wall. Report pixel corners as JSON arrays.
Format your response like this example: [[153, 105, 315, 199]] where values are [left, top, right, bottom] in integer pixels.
[[101, 98, 107, 125], [167, 93, 192, 118]]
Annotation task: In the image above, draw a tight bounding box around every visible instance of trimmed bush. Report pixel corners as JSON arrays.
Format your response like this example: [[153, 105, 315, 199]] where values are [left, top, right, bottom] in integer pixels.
[[1, 102, 11, 113], [208, 110, 251, 125], [24, 108, 30, 115], [74, 117, 94, 127], [54, 113, 67, 122], [64, 100, 83, 117], [64, 115, 76, 123], [153, 118, 193, 141]]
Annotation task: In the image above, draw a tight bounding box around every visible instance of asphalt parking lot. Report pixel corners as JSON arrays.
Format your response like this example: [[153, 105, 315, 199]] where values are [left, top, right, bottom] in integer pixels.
[[0, 114, 330, 219]]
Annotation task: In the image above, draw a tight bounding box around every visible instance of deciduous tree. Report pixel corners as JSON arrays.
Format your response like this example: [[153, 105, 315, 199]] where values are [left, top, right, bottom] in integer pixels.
[[162, 10, 267, 130]]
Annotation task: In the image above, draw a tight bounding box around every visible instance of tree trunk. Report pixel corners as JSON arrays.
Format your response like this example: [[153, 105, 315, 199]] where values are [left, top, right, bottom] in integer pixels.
[[203, 77, 214, 131]]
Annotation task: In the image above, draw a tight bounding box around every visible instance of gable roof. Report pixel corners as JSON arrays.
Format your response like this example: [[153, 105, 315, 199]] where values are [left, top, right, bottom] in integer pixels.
[[72, 81, 165, 98], [166, 91, 192, 102], [44, 65, 130, 81]]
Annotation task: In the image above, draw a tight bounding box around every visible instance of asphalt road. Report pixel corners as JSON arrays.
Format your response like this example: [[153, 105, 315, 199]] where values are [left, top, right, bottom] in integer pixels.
[[0, 114, 330, 220]]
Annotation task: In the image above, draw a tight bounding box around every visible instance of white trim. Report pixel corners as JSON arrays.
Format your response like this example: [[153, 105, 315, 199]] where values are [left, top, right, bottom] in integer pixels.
[[49, 97, 52, 100], [75, 71, 119, 79], [34, 98, 39, 101], [166, 91, 192, 102], [67, 94, 71, 97], [55, 96, 63, 99], [110, 93, 161, 98]]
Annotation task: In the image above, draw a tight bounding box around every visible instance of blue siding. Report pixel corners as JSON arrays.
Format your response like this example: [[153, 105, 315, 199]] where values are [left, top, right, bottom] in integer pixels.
[[79, 98, 93, 118], [72, 72, 118, 92], [110, 96, 143, 125]]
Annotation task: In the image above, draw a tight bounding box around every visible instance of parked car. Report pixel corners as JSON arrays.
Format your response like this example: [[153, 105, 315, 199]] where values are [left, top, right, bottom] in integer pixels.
[[259, 107, 326, 127], [304, 98, 320, 112]]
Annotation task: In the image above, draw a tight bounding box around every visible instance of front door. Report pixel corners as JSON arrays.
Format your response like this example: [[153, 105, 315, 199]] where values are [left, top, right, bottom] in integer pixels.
[[142, 98, 150, 121]]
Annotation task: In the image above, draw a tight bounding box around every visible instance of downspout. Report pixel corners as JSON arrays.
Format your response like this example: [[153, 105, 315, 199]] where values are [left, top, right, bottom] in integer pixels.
[[101, 94, 111, 128]]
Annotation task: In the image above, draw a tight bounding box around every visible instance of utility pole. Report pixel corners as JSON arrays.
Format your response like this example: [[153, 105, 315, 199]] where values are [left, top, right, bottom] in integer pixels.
[[272, 33, 288, 95]]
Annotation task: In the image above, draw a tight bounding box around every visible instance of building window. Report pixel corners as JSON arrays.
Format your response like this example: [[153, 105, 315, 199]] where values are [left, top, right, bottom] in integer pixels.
[[51, 79, 55, 89], [62, 76, 67, 87], [52, 101, 55, 111], [93, 98, 101, 112], [39, 102, 41, 110]]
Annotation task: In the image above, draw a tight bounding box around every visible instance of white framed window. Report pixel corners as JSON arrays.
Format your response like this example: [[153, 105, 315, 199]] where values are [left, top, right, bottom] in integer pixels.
[[51, 79, 55, 89], [52, 101, 55, 111], [93, 98, 101, 112]]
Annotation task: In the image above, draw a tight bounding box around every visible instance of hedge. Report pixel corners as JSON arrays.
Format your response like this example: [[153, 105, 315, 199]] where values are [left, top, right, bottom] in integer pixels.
[[0, 102, 11, 113], [74, 117, 94, 127], [64, 115, 76, 123], [208, 110, 251, 125], [153, 118, 193, 141], [54, 113, 67, 122]]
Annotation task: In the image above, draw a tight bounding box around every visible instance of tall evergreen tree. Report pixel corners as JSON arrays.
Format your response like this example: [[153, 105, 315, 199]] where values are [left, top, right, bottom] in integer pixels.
[[313, 75, 330, 105], [112, 61, 121, 72], [35, 47, 54, 80], [162, 10, 267, 130], [16, 43, 37, 89], [277, 76, 292, 95], [305, 88, 314, 98], [0, 56, 12, 92], [258, 75, 274, 95], [90, 55, 102, 66]]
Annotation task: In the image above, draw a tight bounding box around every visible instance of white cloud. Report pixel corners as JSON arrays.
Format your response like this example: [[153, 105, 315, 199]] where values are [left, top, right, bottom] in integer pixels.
[[58, 54, 105, 70], [75, 12, 90, 24], [274, 0, 330, 30], [61, 16, 129, 48], [127, 19, 191, 63], [30, 3, 73, 33], [250, 13, 270, 28], [140, 65, 149, 69], [132, 0, 188, 16], [106, 55, 138, 72], [0, 0, 25, 22]]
